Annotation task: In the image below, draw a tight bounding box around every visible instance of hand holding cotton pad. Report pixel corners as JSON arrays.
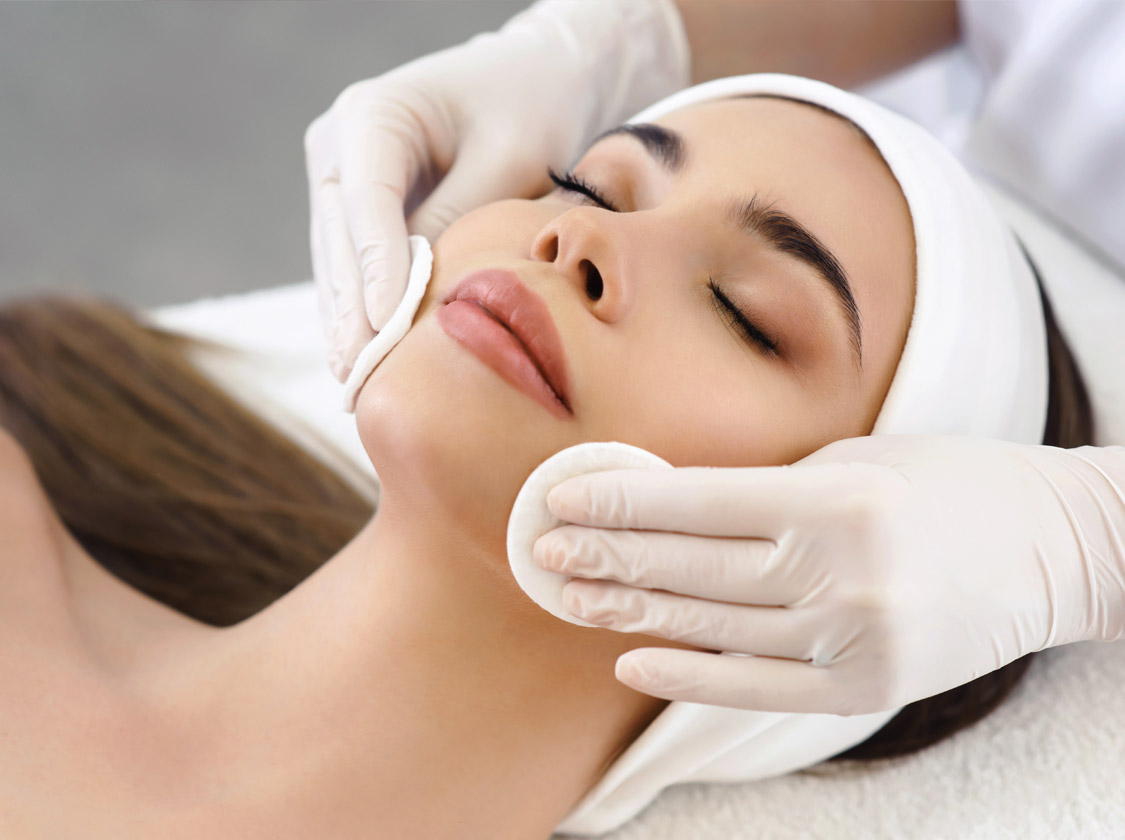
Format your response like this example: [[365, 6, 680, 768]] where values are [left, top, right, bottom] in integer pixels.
[[506, 441, 672, 627], [342, 234, 434, 413]]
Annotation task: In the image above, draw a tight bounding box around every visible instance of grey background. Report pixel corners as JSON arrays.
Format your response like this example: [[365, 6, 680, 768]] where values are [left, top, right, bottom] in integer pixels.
[[0, 1, 530, 308]]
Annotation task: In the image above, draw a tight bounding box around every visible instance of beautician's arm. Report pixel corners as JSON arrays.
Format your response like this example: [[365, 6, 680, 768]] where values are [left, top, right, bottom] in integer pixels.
[[306, 0, 958, 377], [676, 0, 959, 87]]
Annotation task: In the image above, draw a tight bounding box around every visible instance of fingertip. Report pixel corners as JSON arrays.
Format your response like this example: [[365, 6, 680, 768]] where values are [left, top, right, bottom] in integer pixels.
[[532, 532, 566, 573], [616, 649, 665, 694], [546, 477, 585, 521], [332, 309, 375, 371], [362, 250, 411, 332], [405, 213, 443, 245], [560, 581, 587, 621], [545, 485, 567, 518], [327, 351, 352, 384], [364, 275, 394, 332]]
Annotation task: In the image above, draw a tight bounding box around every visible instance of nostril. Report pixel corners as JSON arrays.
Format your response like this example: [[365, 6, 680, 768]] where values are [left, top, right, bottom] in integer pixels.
[[584, 261, 604, 301], [540, 235, 559, 263]]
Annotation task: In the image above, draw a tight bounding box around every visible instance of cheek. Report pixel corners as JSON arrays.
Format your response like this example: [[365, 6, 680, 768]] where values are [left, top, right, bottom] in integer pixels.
[[578, 318, 855, 468], [429, 200, 536, 269]]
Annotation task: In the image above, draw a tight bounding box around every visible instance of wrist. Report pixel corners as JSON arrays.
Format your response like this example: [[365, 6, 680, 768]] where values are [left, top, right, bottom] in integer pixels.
[[1033, 444, 1125, 645]]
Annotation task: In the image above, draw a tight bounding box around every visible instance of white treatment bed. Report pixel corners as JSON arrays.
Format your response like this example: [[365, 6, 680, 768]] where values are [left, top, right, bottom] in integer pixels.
[[151, 48, 1125, 840]]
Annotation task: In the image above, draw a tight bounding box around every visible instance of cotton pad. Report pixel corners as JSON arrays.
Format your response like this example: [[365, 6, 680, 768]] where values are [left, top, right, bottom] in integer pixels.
[[342, 234, 434, 413], [506, 441, 672, 627]]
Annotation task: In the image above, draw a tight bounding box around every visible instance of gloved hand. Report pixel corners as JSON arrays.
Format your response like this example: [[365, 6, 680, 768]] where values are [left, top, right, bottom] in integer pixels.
[[305, 0, 690, 380], [535, 434, 1125, 715]]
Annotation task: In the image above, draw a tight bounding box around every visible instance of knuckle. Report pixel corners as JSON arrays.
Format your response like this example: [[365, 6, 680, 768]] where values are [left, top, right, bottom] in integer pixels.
[[333, 80, 371, 114], [587, 479, 634, 525], [339, 178, 396, 210], [827, 470, 906, 550], [354, 239, 389, 281], [711, 539, 752, 591], [615, 588, 654, 632], [317, 196, 346, 226], [561, 528, 599, 575], [714, 606, 748, 648], [677, 601, 713, 641], [620, 531, 654, 585]]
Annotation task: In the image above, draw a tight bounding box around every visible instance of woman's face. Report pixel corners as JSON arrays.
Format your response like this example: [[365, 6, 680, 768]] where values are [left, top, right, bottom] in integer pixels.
[[357, 97, 914, 549]]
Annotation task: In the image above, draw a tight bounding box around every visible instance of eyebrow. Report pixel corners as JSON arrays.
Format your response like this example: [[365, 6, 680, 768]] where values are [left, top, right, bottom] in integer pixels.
[[593, 122, 863, 368], [593, 123, 687, 174]]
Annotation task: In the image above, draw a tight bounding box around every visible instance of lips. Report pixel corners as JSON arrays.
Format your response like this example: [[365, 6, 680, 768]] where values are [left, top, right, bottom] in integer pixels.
[[438, 269, 573, 418]]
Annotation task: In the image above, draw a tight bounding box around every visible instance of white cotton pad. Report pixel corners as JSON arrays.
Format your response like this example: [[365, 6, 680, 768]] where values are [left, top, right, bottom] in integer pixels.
[[342, 234, 434, 413], [506, 441, 672, 627]]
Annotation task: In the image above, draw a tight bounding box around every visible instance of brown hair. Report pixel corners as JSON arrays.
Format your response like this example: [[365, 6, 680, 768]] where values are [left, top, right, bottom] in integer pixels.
[[0, 276, 1093, 760], [0, 296, 373, 626]]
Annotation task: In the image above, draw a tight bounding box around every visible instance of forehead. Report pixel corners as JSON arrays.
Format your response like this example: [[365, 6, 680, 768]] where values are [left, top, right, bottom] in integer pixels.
[[648, 96, 915, 404]]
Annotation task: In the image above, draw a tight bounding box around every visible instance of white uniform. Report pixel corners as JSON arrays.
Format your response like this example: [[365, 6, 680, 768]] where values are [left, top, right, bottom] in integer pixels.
[[863, 0, 1124, 272], [960, 0, 1125, 272]]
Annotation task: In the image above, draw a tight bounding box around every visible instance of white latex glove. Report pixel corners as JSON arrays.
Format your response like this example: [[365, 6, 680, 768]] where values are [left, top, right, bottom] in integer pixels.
[[305, 0, 690, 381], [535, 435, 1125, 715]]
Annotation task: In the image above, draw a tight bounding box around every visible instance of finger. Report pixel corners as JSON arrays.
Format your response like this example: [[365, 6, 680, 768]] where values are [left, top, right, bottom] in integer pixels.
[[547, 466, 834, 537], [408, 135, 551, 243], [338, 111, 417, 331], [356, 190, 411, 333], [536, 526, 802, 605], [562, 579, 820, 662], [319, 178, 377, 376], [311, 218, 346, 381], [307, 116, 352, 381], [614, 648, 853, 714]]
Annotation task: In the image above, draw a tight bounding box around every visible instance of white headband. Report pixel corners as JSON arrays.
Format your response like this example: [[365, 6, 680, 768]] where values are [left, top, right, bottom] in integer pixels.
[[555, 73, 1049, 835]]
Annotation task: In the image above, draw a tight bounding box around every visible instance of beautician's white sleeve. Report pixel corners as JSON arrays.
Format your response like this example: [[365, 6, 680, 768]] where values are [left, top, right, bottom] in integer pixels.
[[958, 0, 1125, 271]]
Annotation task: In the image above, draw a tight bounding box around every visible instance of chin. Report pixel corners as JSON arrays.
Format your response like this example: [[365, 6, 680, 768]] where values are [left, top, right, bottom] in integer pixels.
[[354, 313, 574, 547]]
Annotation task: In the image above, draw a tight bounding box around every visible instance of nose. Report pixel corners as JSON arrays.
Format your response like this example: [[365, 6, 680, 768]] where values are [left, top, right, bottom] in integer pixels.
[[529, 208, 631, 322]]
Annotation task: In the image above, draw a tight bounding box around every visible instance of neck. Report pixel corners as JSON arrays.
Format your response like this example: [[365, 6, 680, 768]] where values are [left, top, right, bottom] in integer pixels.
[[64, 489, 663, 838]]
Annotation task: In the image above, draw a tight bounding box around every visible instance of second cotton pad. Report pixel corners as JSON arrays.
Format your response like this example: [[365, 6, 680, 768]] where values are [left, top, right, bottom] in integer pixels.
[[342, 234, 434, 413], [506, 441, 672, 627]]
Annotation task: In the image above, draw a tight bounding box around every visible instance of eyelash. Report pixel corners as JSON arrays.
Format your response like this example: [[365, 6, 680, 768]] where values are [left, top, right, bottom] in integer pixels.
[[708, 279, 780, 356], [547, 167, 619, 212], [547, 167, 780, 357]]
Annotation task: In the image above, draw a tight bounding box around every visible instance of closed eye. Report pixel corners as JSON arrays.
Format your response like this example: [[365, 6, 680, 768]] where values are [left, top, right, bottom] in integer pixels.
[[709, 279, 780, 356], [548, 168, 620, 212]]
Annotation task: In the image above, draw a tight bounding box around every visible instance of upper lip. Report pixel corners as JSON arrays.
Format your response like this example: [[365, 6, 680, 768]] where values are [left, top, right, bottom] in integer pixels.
[[442, 270, 572, 413]]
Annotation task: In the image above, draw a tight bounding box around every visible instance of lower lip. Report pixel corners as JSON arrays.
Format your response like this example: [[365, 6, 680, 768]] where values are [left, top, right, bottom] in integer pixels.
[[437, 299, 570, 419]]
